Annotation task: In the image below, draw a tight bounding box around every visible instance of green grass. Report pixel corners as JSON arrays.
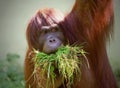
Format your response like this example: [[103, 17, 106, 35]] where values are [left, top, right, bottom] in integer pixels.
[[32, 45, 87, 88]]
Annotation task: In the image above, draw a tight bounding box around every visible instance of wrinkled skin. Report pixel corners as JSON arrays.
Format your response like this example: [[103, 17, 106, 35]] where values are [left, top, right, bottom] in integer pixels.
[[39, 24, 65, 54]]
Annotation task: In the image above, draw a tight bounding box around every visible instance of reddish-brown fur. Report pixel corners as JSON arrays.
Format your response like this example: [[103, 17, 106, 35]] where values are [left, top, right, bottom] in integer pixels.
[[25, 0, 118, 88]]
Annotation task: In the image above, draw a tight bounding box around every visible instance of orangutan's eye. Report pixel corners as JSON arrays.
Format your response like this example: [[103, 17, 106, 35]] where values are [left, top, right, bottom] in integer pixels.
[[51, 27, 58, 32]]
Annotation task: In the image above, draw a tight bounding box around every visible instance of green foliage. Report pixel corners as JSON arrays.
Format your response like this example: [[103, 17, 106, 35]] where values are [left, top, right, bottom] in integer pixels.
[[114, 68, 120, 88], [33, 45, 87, 88], [0, 53, 25, 88]]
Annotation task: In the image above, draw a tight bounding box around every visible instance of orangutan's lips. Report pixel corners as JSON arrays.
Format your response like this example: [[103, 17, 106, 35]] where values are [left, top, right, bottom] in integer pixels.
[[47, 44, 63, 54]]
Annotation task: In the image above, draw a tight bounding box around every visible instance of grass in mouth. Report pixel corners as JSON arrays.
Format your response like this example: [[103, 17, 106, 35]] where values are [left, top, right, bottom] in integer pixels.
[[32, 45, 88, 88]]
